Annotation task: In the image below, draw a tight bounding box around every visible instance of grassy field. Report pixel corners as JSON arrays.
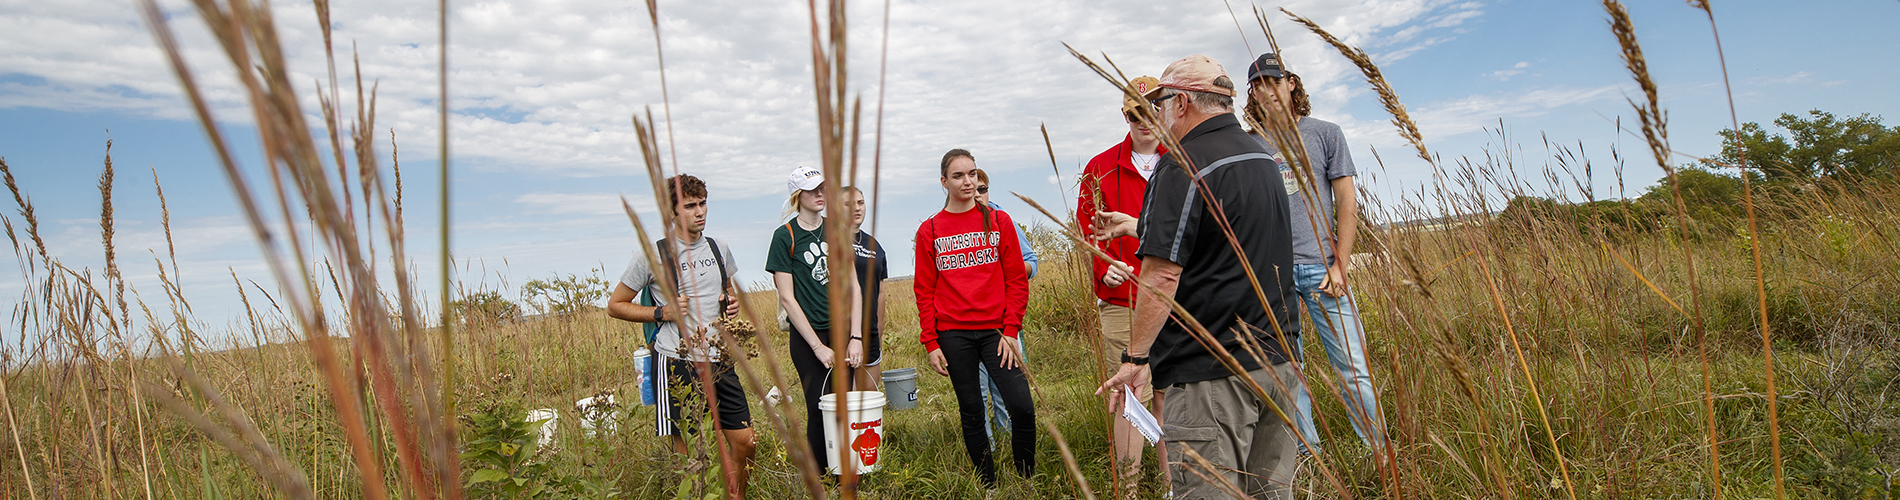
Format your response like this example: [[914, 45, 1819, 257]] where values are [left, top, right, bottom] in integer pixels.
[[3, 175, 1897, 499], [4, 0, 1899, 498]]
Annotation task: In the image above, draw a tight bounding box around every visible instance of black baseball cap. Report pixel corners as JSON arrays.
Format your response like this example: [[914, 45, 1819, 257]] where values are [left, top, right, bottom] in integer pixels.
[[1247, 53, 1285, 81]]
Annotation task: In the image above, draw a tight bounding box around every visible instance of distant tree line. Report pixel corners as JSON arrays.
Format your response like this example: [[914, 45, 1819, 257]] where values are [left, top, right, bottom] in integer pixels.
[[1499, 109, 1897, 233], [450, 271, 611, 323], [1713, 109, 1900, 180]]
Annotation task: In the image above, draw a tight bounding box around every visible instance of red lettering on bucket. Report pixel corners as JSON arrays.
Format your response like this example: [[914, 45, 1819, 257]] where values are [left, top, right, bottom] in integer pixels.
[[850, 419, 882, 430]]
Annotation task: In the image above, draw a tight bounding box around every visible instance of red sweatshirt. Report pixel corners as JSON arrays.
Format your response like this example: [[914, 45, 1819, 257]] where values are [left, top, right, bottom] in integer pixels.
[[913, 206, 1029, 352], [1078, 135, 1166, 308]]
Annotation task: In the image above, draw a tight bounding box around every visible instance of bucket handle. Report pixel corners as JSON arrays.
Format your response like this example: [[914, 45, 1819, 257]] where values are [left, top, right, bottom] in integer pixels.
[[824, 363, 882, 394]]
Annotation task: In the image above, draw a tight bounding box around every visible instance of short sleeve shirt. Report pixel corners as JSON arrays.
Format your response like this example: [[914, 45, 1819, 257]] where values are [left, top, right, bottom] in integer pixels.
[[1267, 116, 1358, 265], [1135, 113, 1303, 389], [766, 221, 834, 332], [618, 235, 737, 362], [853, 230, 889, 360]]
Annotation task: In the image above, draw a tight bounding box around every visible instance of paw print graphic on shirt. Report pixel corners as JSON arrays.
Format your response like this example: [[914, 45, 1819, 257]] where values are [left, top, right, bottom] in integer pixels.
[[803, 241, 830, 285]]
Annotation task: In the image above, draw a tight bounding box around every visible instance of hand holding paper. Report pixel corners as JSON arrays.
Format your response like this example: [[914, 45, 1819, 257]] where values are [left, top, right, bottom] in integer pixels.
[[1121, 385, 1162, 445]]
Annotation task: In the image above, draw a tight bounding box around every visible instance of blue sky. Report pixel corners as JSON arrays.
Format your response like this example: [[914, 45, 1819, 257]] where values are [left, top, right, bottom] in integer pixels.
[[1, 0, 1895, 339]]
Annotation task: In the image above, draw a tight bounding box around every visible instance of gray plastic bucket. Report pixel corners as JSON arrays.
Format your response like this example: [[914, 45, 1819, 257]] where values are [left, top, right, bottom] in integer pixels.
[[881, 368, 919, 410]]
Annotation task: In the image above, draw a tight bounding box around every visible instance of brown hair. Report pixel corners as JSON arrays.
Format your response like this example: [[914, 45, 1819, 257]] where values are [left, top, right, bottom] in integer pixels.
[[940, 148, 974, 177], [937, 148, 994, 237], [1244, 73, 1312, 127], [665, 174, 707, 207], [1287, 73, 1312, 117]]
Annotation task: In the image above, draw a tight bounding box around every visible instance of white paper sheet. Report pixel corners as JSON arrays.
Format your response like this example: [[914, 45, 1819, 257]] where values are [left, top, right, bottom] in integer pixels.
[[1122, 385, 1163, 445]]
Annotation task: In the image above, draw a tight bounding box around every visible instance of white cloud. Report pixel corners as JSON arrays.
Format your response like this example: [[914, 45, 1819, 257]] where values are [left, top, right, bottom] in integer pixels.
[[0, 0, 1488, 198], [1484, 60, 1530, 81], [1, 0, 1497, 326], [1743, 71, 1814, 86], [1353, 84, 1623, 148], [1423, 85, 1619, 132], [514, 192, 648, 216]]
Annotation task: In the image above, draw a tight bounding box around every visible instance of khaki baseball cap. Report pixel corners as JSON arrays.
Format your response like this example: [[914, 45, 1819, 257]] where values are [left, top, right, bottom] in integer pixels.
[[1147, 55, 1235, 100], [1122, 76, 1161, 113]]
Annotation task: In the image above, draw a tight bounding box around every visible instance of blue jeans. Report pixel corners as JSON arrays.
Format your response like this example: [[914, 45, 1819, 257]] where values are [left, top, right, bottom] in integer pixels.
[[1291, 263, 1385, 454], [977, 335, 1025, 448]]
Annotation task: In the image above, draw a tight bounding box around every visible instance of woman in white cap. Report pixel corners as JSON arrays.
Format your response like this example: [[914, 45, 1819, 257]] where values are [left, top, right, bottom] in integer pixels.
[[767, 165, 866, 474]]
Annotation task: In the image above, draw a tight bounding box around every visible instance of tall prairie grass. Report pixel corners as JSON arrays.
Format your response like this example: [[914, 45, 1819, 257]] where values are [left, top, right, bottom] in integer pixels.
[[2, 1, 1898, 499]]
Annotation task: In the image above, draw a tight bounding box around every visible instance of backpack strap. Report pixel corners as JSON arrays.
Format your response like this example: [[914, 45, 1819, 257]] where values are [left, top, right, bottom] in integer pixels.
[[783, 222, 797, 259], [654, 238, 679, 291], [642, 238, 676, 345], [705, 236, 733, 291]]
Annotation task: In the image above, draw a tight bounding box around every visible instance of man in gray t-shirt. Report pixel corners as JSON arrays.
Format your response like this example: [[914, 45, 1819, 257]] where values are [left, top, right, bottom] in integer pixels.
[[1245, 54, 1386, 457], [618, 233, 739, 362], [605, 174, 756, 499], [1268, 117, 1356, 267]]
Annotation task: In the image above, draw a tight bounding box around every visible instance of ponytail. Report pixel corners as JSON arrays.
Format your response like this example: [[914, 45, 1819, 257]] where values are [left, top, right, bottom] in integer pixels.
[[979, 202, 994, 242]]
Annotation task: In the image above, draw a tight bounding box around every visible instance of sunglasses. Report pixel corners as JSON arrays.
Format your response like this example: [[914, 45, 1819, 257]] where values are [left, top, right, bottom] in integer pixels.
[[977, 185, 990, 194], [1150, 91, 1179, 105], [1124, 110, 1141, 123]]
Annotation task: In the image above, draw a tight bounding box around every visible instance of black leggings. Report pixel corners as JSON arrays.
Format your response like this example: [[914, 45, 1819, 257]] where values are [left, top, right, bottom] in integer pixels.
[[789, 333, 858, 471], [939, 328, 1035, 486]]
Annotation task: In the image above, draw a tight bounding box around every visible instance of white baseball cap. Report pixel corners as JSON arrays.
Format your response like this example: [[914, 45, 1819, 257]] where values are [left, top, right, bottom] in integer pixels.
[[787, 165, 824, 193]]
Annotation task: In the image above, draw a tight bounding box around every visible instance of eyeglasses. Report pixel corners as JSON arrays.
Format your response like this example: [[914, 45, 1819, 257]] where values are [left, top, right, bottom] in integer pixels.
[[1150, 91, 1179, 106], [976, 185, 990, 194]]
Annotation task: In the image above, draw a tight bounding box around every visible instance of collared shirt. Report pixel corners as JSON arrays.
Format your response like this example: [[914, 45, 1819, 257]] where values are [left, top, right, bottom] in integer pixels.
[[1080, 135, 1168, 307], [1135, 113, 1302, 388]]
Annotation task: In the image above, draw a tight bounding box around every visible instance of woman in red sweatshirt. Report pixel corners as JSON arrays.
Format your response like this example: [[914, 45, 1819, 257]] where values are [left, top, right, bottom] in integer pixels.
[[915, 148, 1034, 489]]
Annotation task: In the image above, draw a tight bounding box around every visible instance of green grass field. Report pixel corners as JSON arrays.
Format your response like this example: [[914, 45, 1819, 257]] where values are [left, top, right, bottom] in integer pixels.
[[5, 189, 1897, 498], [4, 0, 1898, 497]]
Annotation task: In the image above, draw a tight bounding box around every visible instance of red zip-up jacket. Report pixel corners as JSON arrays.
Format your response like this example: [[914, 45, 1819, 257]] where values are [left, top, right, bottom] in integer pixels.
[[1078, 134, 1166, 308], [914, 206, 1028, 352]]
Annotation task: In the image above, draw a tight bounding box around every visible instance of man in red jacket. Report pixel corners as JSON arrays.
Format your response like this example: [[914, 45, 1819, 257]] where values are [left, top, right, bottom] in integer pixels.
[[1078, 75, 1167, 495]]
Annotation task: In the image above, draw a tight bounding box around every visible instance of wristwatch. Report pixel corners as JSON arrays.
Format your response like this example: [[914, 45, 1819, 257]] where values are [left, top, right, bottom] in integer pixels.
[[1120, 349, 1149, 366], [653, 304, 668, 322]]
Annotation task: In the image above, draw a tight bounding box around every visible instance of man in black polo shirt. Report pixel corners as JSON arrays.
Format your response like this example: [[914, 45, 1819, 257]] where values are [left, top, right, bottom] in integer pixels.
[[1097, 54, 1303, 499]]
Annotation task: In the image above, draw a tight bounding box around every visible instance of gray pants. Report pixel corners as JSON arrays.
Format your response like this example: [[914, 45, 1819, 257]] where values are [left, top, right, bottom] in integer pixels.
[[1163, 362, 1302, 499]]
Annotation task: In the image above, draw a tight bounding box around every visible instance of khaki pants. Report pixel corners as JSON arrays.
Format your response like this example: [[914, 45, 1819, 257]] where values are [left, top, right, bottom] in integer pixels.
[[1098, 303, 1152, 404], [1162, 362, 1302, 500]]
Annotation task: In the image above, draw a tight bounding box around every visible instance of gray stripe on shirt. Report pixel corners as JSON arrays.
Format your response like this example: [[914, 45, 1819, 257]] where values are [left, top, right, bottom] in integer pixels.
[[1167, 152, 1276, 262]]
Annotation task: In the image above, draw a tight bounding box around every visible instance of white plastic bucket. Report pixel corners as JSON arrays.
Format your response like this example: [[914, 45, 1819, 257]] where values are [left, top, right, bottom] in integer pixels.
[[817, 390, 888, 475], [633, 348, 655, 406], [525, 409, 558, 449], [574, 394, 616, 438]]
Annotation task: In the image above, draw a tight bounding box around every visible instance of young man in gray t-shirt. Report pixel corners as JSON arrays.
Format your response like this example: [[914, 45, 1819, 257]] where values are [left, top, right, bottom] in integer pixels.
[[1246, 54, 1386, 456], [605, 174, 754, 499]]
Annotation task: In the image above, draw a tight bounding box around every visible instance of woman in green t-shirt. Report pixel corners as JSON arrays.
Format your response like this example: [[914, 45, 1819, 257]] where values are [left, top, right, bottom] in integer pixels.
[[768, 166, 865, 473]]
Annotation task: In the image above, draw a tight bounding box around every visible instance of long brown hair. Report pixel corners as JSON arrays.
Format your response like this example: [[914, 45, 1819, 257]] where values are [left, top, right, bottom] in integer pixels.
[[1245, 72, 1312, 126], [939, 148, 995, 242], [1287, 73, 1312, 117]]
